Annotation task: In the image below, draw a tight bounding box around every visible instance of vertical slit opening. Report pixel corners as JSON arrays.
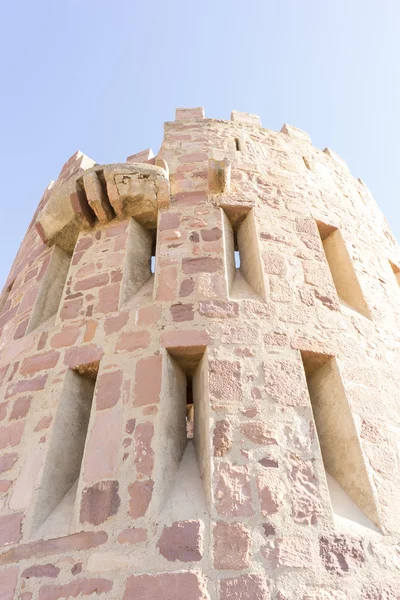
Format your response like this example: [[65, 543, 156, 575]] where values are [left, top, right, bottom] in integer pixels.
[[150, 234, 157, 274], [303, 156, 312, 170], [186, 377, 194, 439], [316, 220, 371, 319], [157, 347, 211, 516], [235, 138, 241, 151], [301, 351, 381, 533], [30, 364, 98, 539]]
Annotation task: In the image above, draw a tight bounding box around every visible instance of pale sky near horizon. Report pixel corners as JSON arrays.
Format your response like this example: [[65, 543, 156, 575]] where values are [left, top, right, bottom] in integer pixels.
[[0, 0, 399, 286]]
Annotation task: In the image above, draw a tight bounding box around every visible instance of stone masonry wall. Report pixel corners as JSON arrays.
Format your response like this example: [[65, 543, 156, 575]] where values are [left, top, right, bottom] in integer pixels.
[[0, 107, 399, 599]]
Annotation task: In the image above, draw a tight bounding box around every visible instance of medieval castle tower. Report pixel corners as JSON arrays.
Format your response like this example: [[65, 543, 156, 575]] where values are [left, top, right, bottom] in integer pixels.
[[0, 107, 399, 598]]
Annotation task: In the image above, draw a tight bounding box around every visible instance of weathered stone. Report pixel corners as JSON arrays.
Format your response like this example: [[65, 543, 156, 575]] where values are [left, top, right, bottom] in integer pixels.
[[38, 577, 113, 600], [80, 480, 120, 526], [124, 571, 208, 600], [96, 370, 123, 410], [215, 462, 253, 517], [220, 574, 270, 600], [213, 522, 251, 569], [117, 527, 147, 545], [157, 521, 202, 562], [319, 535, 365, 575], [213, 419, 232, 457], [0, 513, 22, 547], [128, 479, 153, 519], [22, 563, 60, 578]]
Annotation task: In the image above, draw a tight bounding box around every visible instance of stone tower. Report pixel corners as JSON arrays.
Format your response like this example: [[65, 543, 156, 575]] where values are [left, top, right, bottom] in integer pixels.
[[0, 107, 399, 599]]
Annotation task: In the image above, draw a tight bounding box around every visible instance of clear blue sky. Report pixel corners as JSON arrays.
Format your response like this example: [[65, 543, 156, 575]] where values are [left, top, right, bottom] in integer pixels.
[[1, 1, 399, 287]]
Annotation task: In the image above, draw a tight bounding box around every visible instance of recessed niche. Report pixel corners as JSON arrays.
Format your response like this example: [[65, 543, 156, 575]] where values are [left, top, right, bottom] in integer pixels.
[[301, 351, 381, 532], [222, 207, 266, 300]]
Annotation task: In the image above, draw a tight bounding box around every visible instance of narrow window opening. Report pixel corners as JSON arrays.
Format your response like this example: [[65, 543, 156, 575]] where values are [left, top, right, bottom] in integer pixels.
[[234, 138, 241, 151], [121, 219, 156, 304], [301, 351, 380, 533], [186, 377, 194, 439], [222, 207, 266, 300], [303, 156, 312, 171], [150, 236, 157, 274], [155, 347, 211, 517], [233, 230, 241, 268], [30, 365, 98, 539], [389, 260, 400, 286], [316, 220, 371, 319], [26, 246, 72, 334]]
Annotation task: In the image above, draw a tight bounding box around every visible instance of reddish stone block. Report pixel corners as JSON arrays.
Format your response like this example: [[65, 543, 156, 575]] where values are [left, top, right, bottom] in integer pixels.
[[264, 359, 309, 406], [262, 537, 314, 569], [5, 375, 47, 399], [258, 474, 282, 515], [240, 422, 278, 445], [96, 370, 123, 410], [0, 453, 18, 475], [14, 318, 29, 340], [60, 298, 84, 322], [50, 325, 81, 348], [22, 563, 60, 578], [0, 421, 25, 449], [213, 522, 250, 570], [75, 273, 109, 291], [64, 344, 103, 369], [117, 527, 147, 545], [156, 266, 177, 301], [136, 305, 162, 326], [124, 571, 208, 600], [0, 513, 22, 547], [83, 320, 97, 342], [215, 463, 253, 517], [20, 350, 60, 376], [134, 422, 154, 477], [209, 360, 241, 406], [10, 396, 31, 420], [0, 531, 108, 566], [80, 481, 120, 526], [159, 212, 181, 230], [34, 415, 52, 431], [182, 257, 222, 274], [213, 419, 232, 457], [0, 566, 18, 600], [161, 330, 210, 349], [134, 355, 162, 406], [157, 520, 202, 562], [128, 479, 154, 519], [96, 283, 120, 313], [38, 577, 113, 600], [75, 236, 93, 253], [199, 300, 238, 318], [170, 303, 194, 322], [116, 331, 150, 352], [220, 574, 270, 600], [179, 278, 195, 297], [104, 311, 129, 334], [319, 535, 365, 575], [201, 227, 222, 241]]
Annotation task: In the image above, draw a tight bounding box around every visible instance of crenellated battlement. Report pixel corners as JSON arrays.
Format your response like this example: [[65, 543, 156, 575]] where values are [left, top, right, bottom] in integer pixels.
[[0, 108, 399, 600]]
